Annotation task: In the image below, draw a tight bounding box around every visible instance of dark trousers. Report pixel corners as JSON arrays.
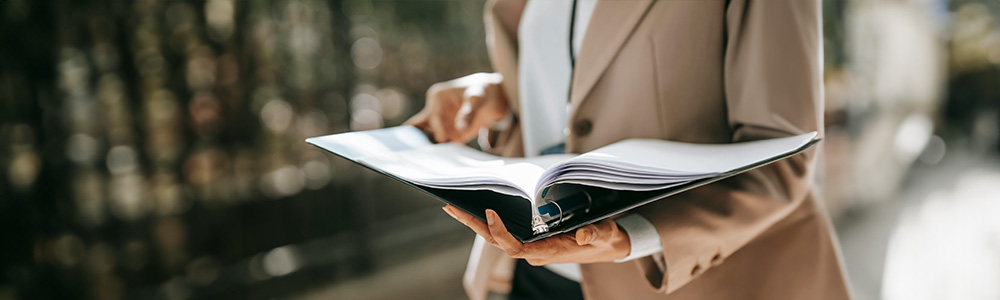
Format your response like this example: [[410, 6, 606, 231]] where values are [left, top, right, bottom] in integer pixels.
[[509, 259, 584, 300], [509, 143, 583, 299]]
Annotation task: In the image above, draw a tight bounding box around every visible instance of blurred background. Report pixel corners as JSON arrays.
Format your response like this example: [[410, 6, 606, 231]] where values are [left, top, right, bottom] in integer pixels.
[[0, 0, 997, 299]]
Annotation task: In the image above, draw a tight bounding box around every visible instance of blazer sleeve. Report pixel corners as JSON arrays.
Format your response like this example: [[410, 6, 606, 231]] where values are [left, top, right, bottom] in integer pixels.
[[480, 0, 526, 158], [632, 0, 823, 294]]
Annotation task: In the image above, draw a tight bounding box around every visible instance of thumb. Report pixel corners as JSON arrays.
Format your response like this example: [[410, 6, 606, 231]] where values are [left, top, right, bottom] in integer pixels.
[[576, 224, 599, 246]]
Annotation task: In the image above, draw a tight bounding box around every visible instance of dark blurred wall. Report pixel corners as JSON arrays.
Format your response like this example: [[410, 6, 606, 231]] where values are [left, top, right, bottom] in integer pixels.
[[0, 0, 488, 299]]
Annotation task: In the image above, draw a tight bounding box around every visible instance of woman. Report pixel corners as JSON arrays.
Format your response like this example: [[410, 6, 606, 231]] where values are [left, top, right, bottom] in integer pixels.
[[406, 0, 851, 299]]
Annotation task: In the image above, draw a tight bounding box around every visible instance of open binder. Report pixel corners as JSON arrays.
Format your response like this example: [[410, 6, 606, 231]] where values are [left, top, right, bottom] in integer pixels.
[[306, 126, 820, 242]]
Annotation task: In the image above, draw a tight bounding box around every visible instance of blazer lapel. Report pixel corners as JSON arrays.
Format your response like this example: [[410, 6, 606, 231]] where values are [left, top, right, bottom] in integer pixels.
[[569, 0, 654, 114]]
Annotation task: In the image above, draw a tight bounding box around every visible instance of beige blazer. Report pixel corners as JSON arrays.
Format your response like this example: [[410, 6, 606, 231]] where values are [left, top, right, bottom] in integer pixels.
[[465, 0, 852, 299]]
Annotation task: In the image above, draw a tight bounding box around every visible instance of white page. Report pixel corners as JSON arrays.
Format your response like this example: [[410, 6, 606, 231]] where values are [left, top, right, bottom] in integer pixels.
[[305, 126, 434, 162], [356, 143, 573, 201], [551, 171, 713, 185], [308, 127, 817, 210], [307, 126, 576, 204], [538, 165, 705, 184], [559, 132, 816, 174], [532, 132, 818, 196], [548, 179, 689, 192]]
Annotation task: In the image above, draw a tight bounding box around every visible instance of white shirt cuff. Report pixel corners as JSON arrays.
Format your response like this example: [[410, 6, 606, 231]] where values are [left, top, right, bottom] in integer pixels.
[[614, 213, 663, 262]]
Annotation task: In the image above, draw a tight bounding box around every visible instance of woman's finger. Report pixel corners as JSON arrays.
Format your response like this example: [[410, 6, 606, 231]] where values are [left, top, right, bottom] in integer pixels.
[[444, 206, 497, 246], [403, 112, 437, 141], [428, 112, 451, 143], [591, 219, 618, 244], [485, 209, 528, 258], [575, 224, 599, 246], [575, 218, 620, 246], [403, 110, 428, 127]]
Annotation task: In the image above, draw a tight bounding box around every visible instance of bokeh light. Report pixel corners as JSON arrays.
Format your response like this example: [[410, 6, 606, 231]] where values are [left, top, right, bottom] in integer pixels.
[[2, 0, 998, 299]]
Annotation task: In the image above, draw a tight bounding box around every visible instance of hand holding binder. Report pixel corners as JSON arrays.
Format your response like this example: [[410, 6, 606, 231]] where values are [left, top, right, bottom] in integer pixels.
[[443, 206, 632, 265], [306, 126, 821, 243]]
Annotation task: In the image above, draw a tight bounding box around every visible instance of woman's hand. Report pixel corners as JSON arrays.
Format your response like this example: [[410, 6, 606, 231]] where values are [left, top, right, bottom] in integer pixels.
[[442, 205, 631, 265], [405, 73, 509, 143]]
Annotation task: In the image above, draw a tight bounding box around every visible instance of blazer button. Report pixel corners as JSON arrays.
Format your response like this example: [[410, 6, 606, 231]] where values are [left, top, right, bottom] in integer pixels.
[[691, 265, 704, 277], [711, 254, 724, 267], [573, 119, 593, 136]]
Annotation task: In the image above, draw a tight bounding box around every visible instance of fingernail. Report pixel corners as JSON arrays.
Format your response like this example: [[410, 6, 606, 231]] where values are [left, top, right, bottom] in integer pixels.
[[442, 206, 456, 219], [578, 231, 590, 245], [486, 210, 497, 224]]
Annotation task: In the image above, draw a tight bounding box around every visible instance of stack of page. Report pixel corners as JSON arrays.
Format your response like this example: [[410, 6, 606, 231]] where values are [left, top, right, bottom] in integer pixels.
[[307, 126, 819, 242]]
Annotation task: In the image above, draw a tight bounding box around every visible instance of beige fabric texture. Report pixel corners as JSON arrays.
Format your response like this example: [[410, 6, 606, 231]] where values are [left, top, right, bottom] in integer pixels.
[[464, 0, 852, 299]]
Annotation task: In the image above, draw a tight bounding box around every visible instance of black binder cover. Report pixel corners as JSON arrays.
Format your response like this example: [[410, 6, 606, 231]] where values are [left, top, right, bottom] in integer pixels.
[[310, 136, 820, 243]]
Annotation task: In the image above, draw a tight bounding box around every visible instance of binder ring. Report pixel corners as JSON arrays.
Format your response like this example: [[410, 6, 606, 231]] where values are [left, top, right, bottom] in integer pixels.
[[552, 200, 564, 228], [550, 190, 592, 229]]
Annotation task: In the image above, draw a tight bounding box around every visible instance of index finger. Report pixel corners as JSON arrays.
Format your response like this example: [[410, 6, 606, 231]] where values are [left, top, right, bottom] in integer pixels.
[[485, 209, 526, 256], [444, 206, 497, 246]]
